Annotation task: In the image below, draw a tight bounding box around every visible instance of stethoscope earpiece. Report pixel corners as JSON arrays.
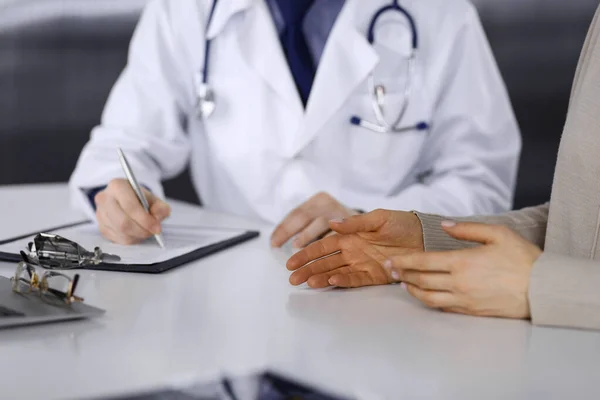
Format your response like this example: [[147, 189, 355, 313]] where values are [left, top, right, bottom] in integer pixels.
[[353, 1, 430, 134], [350, 116, 362, 126], [416, 122, 429, 131], [351, 116, 430, 134], [195, 0, 430, 135]]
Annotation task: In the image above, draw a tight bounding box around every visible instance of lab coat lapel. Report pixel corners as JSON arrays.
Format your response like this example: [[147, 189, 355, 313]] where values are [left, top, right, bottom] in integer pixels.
[[234, 1, 305, 116], [293, 2, 379, 154], [205, 0, 254, 37]]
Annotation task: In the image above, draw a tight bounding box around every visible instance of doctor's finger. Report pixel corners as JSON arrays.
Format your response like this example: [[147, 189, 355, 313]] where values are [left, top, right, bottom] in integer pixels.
[[97, 208, 119, 241], [271, 208, 313, 247], [289, 253, 346, 286], [102, 197, 155, 241], [146, 192, 171, 222], [292, 217, 330, 248], [97, 205, 144, 245], [115, 187, 162, 235], [99, 220, 142, 246]]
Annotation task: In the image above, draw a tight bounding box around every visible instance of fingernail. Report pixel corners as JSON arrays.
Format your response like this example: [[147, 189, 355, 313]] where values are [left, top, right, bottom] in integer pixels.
[[152, 225, 161, 234], [328, 277, 337, 286], [158, 211, 169, 221], [329, 218, 344, 224], [383, 259, 393, 269], [391, 270, 400, 280], [441, 220, 456, 228], [292, 238, 301, 248]]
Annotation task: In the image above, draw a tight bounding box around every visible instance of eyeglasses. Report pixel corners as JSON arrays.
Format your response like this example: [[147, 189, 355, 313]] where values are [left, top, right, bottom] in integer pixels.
[[11, 261, 84, 306]]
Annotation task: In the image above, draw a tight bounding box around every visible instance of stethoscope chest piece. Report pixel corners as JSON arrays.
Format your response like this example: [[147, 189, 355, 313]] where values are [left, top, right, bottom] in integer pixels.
[[196, 82, 216, 118]]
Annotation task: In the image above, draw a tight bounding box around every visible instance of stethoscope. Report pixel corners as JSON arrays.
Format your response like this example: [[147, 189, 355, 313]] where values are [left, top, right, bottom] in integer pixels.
[[350, 0, 429, 134], [196, 0, 430, 134], [194, 0, 220, 119]]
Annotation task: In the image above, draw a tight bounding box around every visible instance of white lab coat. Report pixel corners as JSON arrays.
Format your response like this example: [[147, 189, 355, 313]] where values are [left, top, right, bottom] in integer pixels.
[[69, 0, 521, 224]]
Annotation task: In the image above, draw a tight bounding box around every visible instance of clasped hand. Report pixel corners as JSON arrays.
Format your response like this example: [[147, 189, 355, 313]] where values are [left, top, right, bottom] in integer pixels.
[[286, 210, 542, 320]]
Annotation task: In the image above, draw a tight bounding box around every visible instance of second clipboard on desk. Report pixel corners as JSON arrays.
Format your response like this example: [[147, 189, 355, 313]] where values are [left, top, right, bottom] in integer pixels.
[[0, 221, 259, 274]]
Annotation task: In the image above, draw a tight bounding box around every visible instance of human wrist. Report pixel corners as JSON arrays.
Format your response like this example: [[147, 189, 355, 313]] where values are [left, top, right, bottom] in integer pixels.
[[410, 211, 425, 251], [412, 211, 473, 252]]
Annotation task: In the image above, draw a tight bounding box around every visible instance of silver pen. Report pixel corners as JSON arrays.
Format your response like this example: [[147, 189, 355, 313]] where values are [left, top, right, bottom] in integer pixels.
[[117, 148, 166, 248]]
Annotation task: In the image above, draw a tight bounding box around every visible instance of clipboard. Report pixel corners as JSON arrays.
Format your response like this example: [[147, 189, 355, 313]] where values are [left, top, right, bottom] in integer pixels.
[[0, 221, 260, 274]]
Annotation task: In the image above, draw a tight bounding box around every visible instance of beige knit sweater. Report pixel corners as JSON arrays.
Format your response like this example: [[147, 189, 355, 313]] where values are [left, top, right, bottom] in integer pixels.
[[416, 5, 600, 330]]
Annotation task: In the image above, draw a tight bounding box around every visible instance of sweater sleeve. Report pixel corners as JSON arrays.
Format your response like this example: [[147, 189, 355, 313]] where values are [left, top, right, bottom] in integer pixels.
[[529, 252, 600, 330], [414, 203, 550, 251], [415, 204, 600, 330]]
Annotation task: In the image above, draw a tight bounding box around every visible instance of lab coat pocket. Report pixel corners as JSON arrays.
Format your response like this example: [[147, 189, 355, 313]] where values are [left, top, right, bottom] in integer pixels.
[[347, 90, 430, 188]]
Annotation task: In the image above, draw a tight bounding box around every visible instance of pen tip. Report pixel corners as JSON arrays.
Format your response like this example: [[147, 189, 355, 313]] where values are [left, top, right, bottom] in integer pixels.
[[156, 235, 166, 249]]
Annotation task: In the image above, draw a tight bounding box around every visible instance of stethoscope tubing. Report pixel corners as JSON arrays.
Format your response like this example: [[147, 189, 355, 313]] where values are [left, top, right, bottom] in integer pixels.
[[197, 0, 430, 134]]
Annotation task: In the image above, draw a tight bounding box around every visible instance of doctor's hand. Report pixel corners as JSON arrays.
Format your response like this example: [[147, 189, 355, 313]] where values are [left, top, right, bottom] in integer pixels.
[[386, 221, 542, 320], [286, 209, 424, 288], [270, 192, 360, 249], [94, 178, 171, 245]]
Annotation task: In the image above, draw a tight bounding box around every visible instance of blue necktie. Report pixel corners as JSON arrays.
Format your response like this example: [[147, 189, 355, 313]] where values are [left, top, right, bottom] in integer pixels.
[[275, 0, 316, 107]]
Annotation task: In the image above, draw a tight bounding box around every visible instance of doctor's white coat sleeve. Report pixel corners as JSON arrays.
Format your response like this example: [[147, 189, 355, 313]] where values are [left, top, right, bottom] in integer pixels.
[[68, 0, 192, 220], [342, 5, 521, 217]]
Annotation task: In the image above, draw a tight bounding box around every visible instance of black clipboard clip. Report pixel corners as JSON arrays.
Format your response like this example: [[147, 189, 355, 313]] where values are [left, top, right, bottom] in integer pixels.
[[23, 233, 121, 270]]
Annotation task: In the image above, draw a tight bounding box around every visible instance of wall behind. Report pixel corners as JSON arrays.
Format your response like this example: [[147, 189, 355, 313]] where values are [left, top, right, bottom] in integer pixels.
[[472, 0, 598, 208]]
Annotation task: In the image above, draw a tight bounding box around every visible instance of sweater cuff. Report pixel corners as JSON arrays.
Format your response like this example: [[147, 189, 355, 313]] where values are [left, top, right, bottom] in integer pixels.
[[414, 212, 476, 252], [529, 252, 600, 330]]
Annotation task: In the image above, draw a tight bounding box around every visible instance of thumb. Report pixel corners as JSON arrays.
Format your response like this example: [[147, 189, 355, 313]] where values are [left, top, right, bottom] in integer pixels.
[[146, 192, 171, 222], [328, 209, 388, 234], [441, 220, 506, 245]]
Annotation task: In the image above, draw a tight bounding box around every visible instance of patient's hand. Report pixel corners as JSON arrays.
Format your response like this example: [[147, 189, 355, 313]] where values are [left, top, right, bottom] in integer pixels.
[[388, 221, 541, 319], [286, 209, 424, 288]]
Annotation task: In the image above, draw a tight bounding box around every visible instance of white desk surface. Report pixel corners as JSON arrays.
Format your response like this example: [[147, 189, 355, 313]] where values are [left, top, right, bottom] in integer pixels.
[[0, 184, 599, 400]]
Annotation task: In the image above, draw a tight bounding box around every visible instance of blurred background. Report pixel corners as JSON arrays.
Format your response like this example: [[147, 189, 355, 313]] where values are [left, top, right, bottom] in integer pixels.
[[0, 0, 598, 209]]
